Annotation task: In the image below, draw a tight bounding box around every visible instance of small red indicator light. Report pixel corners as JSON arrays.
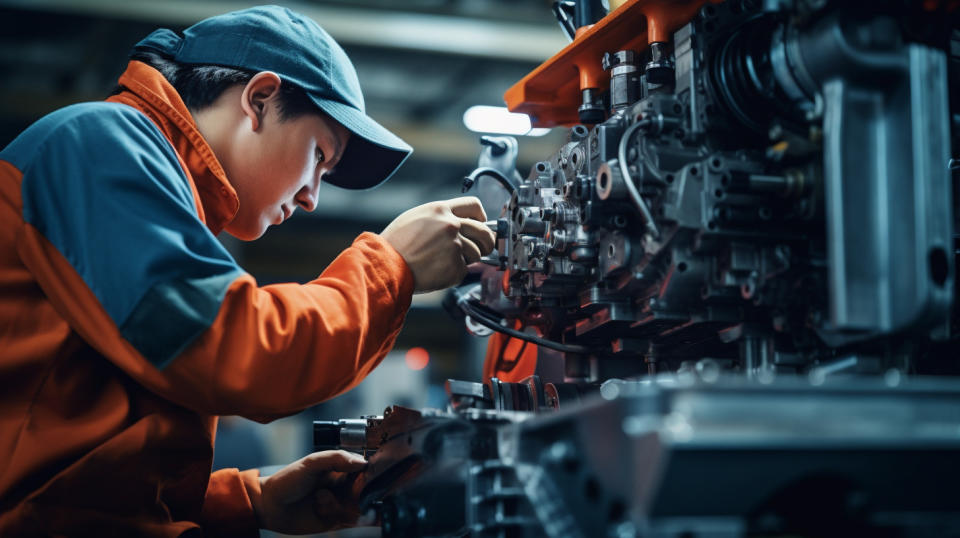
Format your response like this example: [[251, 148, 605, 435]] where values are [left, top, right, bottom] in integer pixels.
[[405, 347, 430, 370]]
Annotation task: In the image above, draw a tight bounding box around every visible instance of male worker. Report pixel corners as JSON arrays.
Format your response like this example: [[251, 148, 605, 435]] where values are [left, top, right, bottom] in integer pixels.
[[0, 5, 494, 536]]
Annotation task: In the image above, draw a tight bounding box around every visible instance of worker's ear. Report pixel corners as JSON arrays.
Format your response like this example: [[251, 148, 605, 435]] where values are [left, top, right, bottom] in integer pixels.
[[239, 71, 283, 132]]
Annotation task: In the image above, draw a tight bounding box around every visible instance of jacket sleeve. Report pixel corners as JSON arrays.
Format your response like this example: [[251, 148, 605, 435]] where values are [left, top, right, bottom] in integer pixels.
[[11, 103, 414, 419]]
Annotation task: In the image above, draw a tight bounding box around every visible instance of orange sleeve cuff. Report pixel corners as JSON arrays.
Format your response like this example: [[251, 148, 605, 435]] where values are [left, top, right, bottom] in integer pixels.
[[200, 468, 261, 538]]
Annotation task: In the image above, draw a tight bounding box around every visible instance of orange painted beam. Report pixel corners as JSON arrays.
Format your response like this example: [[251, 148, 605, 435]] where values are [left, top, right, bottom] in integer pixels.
[[505, 0, 723, 127]]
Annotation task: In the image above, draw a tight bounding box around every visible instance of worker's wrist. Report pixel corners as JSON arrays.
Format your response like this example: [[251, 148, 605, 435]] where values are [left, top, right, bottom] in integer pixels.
[[248, 474, 266, 528]]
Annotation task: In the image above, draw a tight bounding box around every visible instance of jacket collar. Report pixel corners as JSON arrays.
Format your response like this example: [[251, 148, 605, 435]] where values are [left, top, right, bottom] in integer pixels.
[[107, 60, 239, 235]]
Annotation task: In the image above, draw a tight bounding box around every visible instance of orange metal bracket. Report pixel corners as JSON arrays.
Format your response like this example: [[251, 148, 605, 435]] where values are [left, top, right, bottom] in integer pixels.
[[505, 0, 723, 127]]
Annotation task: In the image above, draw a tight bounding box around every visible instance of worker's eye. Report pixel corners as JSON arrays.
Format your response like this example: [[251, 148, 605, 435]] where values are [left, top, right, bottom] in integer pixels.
[[315, 146, 326, 164]]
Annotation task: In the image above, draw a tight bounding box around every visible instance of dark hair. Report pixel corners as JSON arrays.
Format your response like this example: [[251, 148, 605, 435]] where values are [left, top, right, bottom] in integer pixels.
[[124, 50, 318, 121]]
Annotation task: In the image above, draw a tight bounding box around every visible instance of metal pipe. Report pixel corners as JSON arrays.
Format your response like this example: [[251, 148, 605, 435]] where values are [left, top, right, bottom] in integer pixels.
[[617, 120, 660, 238]]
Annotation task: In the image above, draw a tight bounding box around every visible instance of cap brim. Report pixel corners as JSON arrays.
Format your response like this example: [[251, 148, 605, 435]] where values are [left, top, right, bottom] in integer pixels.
[[311, 98, 412, 190]]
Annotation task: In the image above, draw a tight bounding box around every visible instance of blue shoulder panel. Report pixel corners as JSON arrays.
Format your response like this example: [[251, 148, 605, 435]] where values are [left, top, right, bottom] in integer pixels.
[[10, 102, 244, 369]]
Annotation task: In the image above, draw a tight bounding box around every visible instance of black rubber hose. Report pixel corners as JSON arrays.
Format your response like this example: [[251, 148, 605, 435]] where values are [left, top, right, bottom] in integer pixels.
[[462, 167, 517, 194]]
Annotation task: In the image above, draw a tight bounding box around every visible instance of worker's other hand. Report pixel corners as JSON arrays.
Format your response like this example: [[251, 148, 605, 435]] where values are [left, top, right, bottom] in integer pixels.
[[254, 450, 367, 534], [381, 196, 496, 293]]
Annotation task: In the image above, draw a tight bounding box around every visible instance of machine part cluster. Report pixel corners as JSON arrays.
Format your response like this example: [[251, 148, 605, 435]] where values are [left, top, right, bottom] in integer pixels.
[[476, 0, 957, 380]]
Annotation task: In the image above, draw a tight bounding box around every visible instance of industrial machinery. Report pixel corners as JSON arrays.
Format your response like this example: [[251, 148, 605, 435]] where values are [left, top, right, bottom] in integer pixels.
[[314, 1, 960, 535]]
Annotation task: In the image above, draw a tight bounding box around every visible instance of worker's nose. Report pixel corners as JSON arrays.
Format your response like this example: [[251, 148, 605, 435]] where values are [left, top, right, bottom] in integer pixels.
[[295, 183, 319, 212]]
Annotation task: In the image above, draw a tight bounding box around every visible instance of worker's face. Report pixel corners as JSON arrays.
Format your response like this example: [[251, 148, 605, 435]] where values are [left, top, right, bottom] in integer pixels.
[[219, 72, 351, 240]]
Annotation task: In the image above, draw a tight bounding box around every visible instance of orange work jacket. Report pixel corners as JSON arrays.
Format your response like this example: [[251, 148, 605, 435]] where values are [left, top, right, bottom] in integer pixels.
[[0, 60, 413, 536]]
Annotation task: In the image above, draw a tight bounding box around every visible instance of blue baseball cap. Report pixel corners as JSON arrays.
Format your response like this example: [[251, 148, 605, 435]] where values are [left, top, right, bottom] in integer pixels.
[[134, 5, 412, 190]]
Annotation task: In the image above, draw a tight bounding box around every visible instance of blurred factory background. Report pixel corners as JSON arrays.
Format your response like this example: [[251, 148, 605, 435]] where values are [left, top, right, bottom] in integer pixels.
[[0, 0, 568, 473]]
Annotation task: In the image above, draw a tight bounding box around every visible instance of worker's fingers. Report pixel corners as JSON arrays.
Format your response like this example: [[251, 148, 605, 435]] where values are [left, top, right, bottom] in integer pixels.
[[467, 261, 488, 274], [459, 235, 483, 265], [267, 450, 366, 504], [459, 218, 496, 255], [300, 450, 367, 474], [445, 196, 487, 222], [284, 451, 364, 493], [454, 260, 469, 284]]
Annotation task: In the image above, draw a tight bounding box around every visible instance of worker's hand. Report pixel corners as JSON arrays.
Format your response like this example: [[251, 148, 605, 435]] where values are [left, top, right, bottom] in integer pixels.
[[253, 450, 367, 534], [381, 196, 496, 293]]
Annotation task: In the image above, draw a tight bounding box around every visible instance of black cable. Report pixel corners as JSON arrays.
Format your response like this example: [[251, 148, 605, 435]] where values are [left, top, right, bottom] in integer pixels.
[[464, 301, 586, 353], [457, 294, 590, 354], [462, 167, 518, 194]]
